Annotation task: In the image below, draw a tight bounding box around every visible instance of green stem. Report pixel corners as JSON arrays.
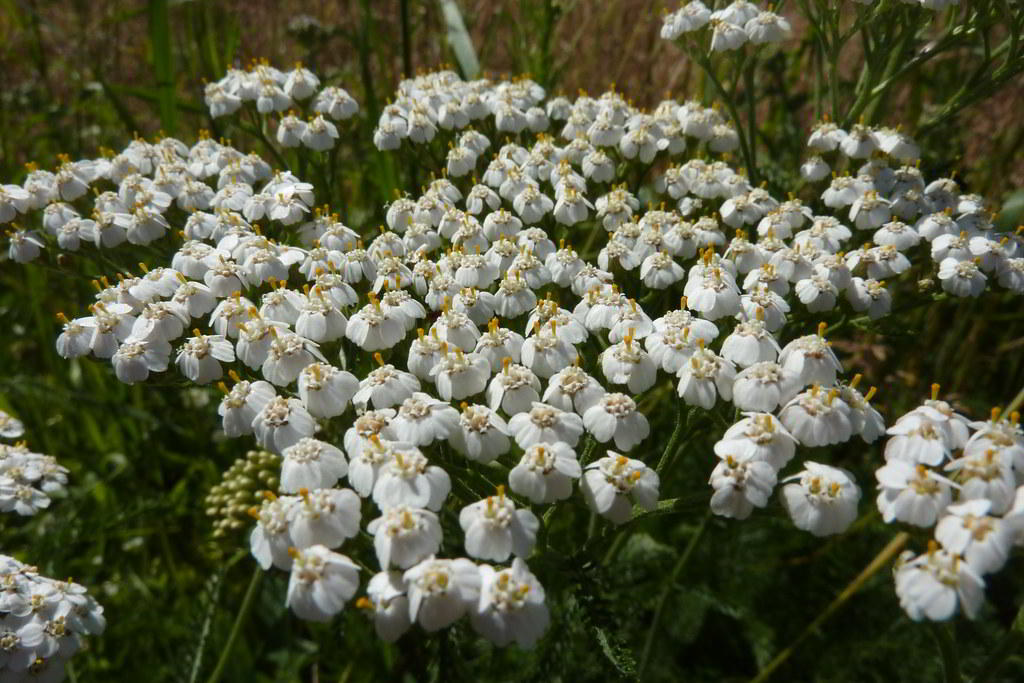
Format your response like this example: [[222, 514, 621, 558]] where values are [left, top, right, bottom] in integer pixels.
[[930, 623, 962, 683], [656, 401, 688, 476], [205, 565, 263, 683], [637, 511, 711, 681], [974, 603, 1024, 683], [1002, 383, 1024, 417], [692, 52, 757, 183], [749, 532, 910, 683]]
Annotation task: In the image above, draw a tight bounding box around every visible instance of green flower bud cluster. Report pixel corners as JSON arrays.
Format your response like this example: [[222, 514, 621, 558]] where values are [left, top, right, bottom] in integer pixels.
[[205, 450, 280, 539]]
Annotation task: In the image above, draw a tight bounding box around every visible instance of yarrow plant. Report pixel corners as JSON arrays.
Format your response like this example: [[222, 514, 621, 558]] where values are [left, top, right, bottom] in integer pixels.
[[2, 1, 1024, 678], [0, 414, 104, 682]]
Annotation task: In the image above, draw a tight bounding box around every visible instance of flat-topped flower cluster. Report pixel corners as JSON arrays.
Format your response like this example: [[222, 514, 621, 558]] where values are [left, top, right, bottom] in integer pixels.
[[1, 43, 1022, 650], [0, 415, 104, 682]]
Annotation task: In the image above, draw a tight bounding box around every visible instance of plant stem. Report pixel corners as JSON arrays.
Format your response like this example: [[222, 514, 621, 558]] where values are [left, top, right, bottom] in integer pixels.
[[637, 510, 711, 681], [974, 603, 1024, 683], [1002, 383, 1024, 417], [749, 532, 910, 683], [656, 401, 688, 476], [206, 565, 263, 683], [399, 0, 413, 78], [929, 623, 962, 683], [692, 52, 757, 183]]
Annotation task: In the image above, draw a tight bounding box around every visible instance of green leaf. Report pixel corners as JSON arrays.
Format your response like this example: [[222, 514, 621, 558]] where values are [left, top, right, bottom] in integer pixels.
[[148, 0, 177, 134], [594, 625, 638, 677], [437, 0, 480, 79]]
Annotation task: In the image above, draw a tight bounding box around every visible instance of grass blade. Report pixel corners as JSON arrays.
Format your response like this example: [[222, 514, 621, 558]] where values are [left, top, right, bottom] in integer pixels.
[[148, 0, 177, 134], [437, 0, 480, 79]]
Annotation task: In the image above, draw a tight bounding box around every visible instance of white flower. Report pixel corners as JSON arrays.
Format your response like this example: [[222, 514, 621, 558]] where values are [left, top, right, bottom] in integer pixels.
[[475, 321, 525, 372], [732, 361, 796, 412], [301, 114, 340, 151], [779, 385, 853, 447], [367, 505, 443, 569], [449, 403, 511, 463], [430, 346, 491, 401], [583, 392, 651, 451], [543, 365, 606, 416], [581, 453, 659, 524], [218, 379, 276, 437], [487, 361, 542, 415], [709, 453, 777, 520], [346, 432, 397, 496], [895, 545, 984, 621], [720, 319, 780, 368], [252, 396, 316, 453], [676, 345, 735, 410], [935, 500, 1012, 575], [0, 410, 24, 439], [745, 11, 790, 44], [846, 277, 892, 319], [777, 326, 843, 388], [286, 545, 360, 623], [710, 18, 748, 52], [262, 331, 321, 386], [312, 85, 359, 120], [599, 334, 659, 393], [250, 495, 300, 570], [938, 257, 986, 297], [876, 461, 954, 527], [715, 412, 798, 470], [297, 362, 359, 418], [347, 297, 407, 351], [685, 265, 741, 320], [361, 571, 411, 642], [390, 392, 459, 446], [471, 559, 550, 648], [508, 402, 585, 449], [520, 328, 577, 379], [781, 462, 861, 536], [176, 332, 235, 384], [280, 438, 348, 493], [508, 443, 581, 504], [288, 487, 362, 549], [353, 360, 421, 410], [459, 487, 539, 561], [372, 446, 451, 511], [111, 337, 171, 384], [405, 557, 481, 631]]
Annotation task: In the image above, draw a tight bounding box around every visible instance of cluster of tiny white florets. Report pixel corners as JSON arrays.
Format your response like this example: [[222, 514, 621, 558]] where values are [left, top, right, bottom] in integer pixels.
[[0, 411, 68, 518], [662, 1, 958, 49], [0, 415, 104, 682], [2, 51, 1021, 646], [881, 391, 1024, 621], [204, 60, 358, 149], [0, 556, 106, 683], [661, 0, 792, 48]]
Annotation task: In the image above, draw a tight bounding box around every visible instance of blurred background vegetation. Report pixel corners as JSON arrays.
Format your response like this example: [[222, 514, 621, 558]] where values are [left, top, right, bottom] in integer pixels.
[[1, 1, 1024, 681]]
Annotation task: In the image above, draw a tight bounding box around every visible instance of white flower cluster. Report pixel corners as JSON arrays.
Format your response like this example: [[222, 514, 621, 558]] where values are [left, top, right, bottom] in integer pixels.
[[0, 556, 106, 683], [661, 1, 791, 48], [0, 410, 68, 518], [880, 392, 1024, 621], [0, 411, 24, 440], [204, 61, 358, 150], [709, 360, 878, 529], [801, 120, 1024, 296], [4, 54, 1022, 643], [372, 71, 548, 150], [0, 442, 68, 517], [661, 1, 958, 47], [0, 420, 103, 681]]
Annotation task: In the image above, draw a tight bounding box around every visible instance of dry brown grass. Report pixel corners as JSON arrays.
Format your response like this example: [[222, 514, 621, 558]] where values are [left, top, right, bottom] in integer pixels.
[[0, 0, 1021, 194]]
